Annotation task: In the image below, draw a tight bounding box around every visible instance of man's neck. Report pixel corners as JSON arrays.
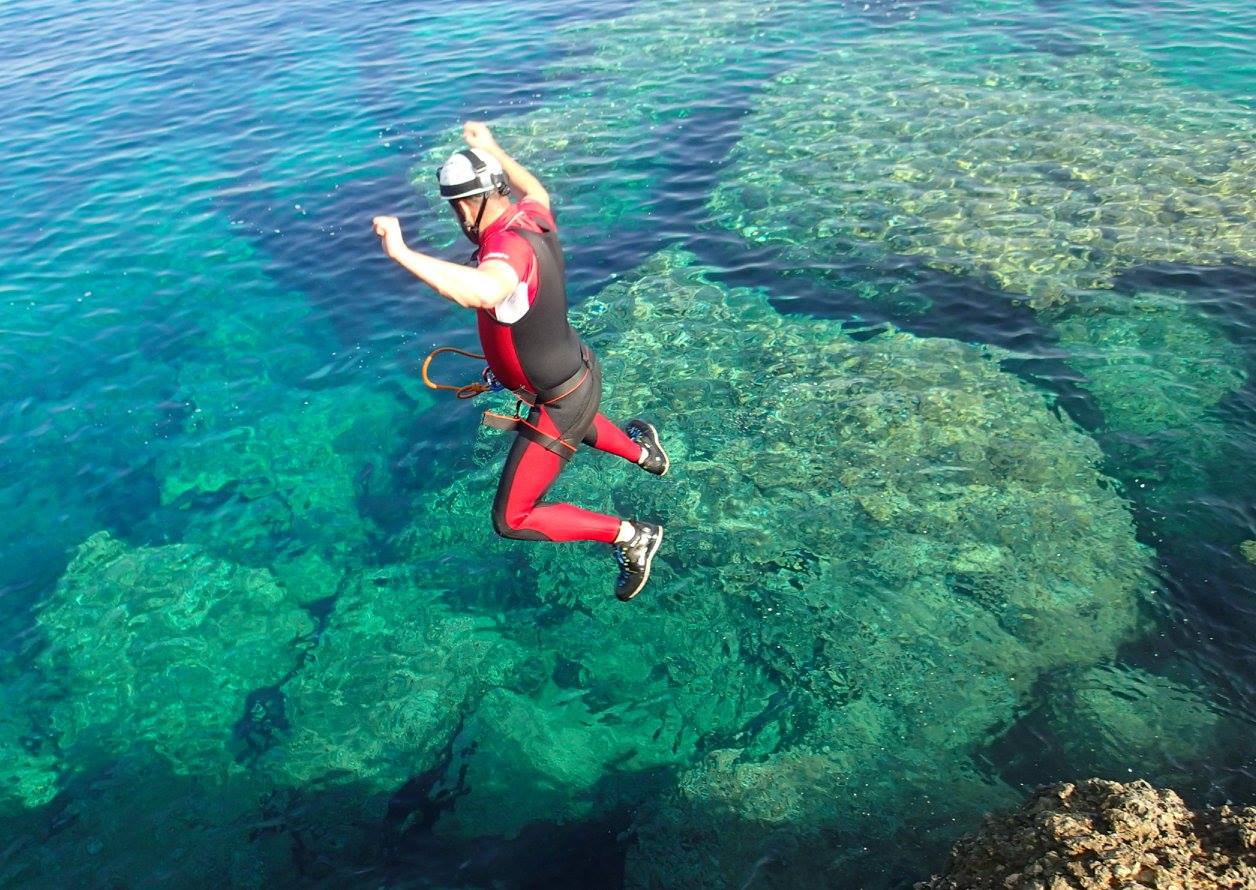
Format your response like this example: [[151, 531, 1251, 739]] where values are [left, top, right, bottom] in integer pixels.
[[477, 198, 512, 235]]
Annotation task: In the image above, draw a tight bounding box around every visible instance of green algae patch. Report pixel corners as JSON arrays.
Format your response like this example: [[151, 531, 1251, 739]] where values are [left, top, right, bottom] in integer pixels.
[[1243, 540, 1256, 565], [710, 35, 1256, 307], [397, 248, 1157, 877], [35, 532, 313, 772]]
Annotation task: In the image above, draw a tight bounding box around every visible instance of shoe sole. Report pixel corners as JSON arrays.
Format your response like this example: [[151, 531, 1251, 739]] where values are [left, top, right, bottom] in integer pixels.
[[635, 420, 670, 477], [618, 526, 663, 602]]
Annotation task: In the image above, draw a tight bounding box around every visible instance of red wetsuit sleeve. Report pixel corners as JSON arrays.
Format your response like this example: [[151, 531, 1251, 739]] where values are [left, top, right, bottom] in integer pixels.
[[478, 229, 534, 283]]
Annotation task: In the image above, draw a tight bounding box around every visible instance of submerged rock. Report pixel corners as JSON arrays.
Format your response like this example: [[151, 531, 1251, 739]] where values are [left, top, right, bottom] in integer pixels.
[[1042, 664, 1228, 782], [156, 367, 407, 592], [35, 531, 313, 773], [257, 563, 528, 861], [917, 778, 1256, 890], [711, 34, 1256, 307], [1049, 291, 1246, 437], [708, 30, 1253, 546], [0, 677, 59, 816], [413, 0, 957, 252], [0, 750, 294, 888], [400, 248, 1159, 882]]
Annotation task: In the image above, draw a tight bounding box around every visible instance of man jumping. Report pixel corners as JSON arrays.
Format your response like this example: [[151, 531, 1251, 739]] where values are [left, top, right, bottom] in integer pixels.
[[372, 121, 667, 601]]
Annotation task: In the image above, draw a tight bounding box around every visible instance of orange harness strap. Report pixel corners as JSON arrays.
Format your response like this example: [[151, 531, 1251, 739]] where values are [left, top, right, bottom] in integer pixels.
[[420, 346, 493, 399]]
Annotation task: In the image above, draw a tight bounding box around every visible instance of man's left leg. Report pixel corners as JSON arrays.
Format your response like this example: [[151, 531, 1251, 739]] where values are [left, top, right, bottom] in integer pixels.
[[583, 414, 670, 476], [491, 383, 663, 599], [582, 414, 642, 462]]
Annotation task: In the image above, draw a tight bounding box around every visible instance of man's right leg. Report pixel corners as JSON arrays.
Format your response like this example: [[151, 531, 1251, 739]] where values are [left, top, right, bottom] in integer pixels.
[[492, 431, 622, 544]]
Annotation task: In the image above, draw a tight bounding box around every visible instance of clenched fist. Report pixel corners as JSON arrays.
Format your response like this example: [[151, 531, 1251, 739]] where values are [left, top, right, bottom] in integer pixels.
[[373, 215, 405, 259], [463, 120, 499, 153]]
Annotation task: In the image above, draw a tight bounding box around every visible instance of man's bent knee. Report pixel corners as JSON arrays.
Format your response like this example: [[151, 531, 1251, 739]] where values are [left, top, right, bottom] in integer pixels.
[[491, 506, 548, 541], [491, 504, 521, 539]]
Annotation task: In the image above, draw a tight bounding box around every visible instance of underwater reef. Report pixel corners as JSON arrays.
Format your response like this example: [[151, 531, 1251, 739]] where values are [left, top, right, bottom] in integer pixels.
[[391, 248, 1167, 884], [710, 34, 1256, 308], [918, 778, 1256, 890]]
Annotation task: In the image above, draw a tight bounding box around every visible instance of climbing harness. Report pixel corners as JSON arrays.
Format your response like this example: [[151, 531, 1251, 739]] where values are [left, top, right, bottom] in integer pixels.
[[420, 343, 594, 458]]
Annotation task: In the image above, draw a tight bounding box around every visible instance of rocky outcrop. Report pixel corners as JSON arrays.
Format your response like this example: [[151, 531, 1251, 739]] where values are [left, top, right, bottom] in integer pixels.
[[918, 779, 1256, 890]]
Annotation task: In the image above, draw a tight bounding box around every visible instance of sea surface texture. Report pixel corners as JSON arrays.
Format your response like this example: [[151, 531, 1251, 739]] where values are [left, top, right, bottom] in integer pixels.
[[1, 0, 1253, 887]]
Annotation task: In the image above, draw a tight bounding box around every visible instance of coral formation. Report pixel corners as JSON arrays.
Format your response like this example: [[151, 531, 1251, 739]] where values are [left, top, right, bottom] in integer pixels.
[[35, 532, 313, 772], [401, 248, 1157, 883], [710, 35, 1256, 307], [917, 778, 1256, 890]]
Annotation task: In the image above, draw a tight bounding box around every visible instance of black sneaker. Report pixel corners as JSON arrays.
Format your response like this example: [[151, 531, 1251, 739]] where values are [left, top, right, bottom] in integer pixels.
[[613, 521, 664, 601], [624, 419, 669, 476]]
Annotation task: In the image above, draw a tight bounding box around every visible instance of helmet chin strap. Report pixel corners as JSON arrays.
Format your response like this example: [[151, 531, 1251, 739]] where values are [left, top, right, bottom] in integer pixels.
[[471, 194, 489, 239]]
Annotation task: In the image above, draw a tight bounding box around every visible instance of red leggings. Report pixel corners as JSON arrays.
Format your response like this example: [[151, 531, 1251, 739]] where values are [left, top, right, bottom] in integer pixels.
[[491, 365, 642, 544]]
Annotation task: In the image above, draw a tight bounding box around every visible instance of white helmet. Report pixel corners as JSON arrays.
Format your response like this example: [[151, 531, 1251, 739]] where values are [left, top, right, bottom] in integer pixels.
[[437, 148, 509, 200]]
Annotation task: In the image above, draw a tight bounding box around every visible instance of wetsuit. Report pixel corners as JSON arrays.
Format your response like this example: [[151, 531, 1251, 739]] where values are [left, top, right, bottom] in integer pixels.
[[475, 199, 642, 543]]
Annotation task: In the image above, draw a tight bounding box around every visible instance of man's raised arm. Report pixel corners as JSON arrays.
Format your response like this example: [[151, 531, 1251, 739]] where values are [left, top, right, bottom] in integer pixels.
[[463, 121, 550, 211], [371, 216, 516, 310]]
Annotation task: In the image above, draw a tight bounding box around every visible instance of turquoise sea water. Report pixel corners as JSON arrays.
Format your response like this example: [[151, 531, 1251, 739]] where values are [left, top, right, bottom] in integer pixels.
[[1, 0, 1254, 886]]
